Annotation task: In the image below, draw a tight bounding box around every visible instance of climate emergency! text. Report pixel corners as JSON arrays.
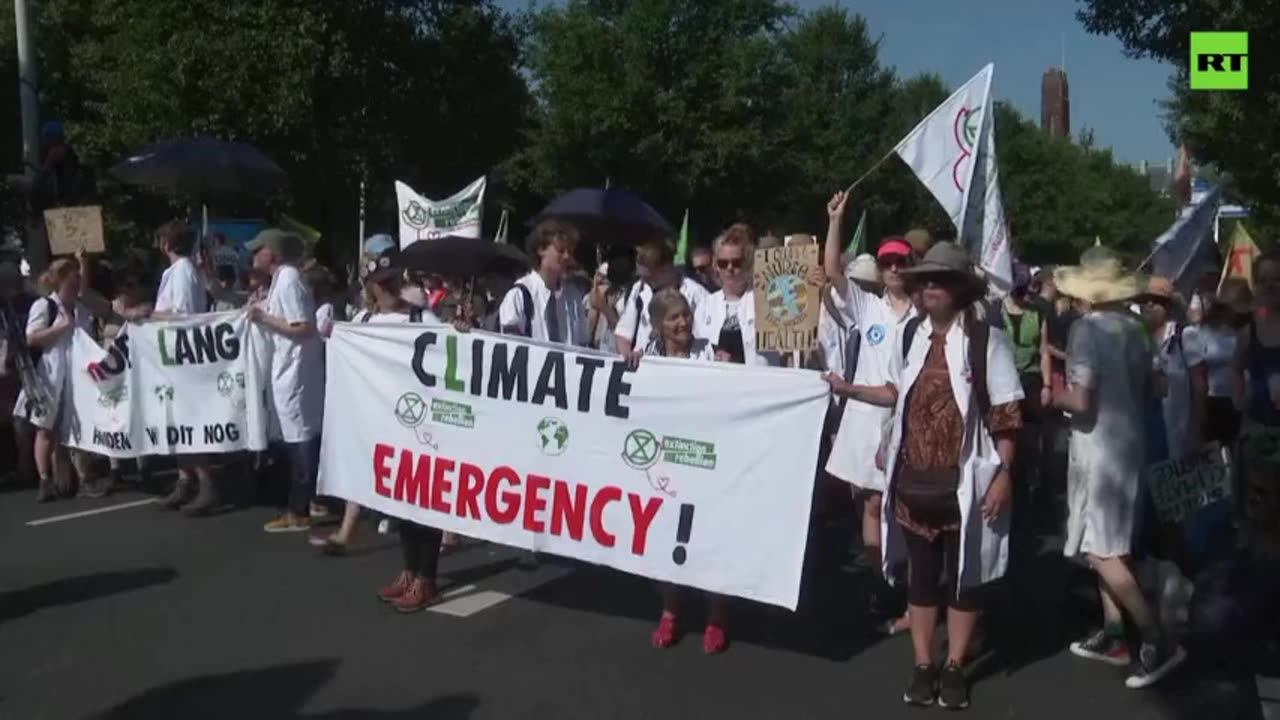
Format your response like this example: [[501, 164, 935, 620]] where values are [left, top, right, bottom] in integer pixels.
[[373, 443, 664, 555]]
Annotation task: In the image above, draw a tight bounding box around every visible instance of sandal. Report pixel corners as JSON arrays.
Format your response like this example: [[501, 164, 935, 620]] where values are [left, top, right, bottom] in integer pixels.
[[703, 624, 729, 655], [652, 613, 680, 649]]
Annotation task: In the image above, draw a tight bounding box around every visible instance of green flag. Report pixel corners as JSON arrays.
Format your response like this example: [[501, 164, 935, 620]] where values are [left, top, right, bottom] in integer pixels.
[[675, 209, 690, 265], [845, 209, 866, 255]]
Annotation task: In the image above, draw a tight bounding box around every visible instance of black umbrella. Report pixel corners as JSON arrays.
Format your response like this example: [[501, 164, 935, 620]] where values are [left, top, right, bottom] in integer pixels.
[[531, 188, 672, 246], [109, 138, 288, 198], [398, 235, 529, 278]]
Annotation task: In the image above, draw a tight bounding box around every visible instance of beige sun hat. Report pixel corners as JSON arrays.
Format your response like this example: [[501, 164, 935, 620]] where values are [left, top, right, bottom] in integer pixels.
[[1054, 246, 1145, 305]]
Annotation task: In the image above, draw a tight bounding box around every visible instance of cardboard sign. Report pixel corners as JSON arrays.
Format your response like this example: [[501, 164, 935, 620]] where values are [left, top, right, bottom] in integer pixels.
[[753, 245, 820, 353], [44, 205, 105, 255], [1147, 444, 1230, 525]]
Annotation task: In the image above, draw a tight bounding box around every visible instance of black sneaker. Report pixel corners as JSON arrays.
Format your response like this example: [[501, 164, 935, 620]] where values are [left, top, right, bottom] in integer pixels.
[[1069, 629, 1131, 667], [903, 664, 937, 706], [938, 662, 969, 710], [1125, 641, 1186, 689]]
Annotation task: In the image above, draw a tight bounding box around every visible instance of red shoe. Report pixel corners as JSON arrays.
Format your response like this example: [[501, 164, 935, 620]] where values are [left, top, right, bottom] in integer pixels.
[[703, 624, 728, 655], [651, 613, 680, 649], [392, 578, 438, 614], [377, 571, 413, 603]]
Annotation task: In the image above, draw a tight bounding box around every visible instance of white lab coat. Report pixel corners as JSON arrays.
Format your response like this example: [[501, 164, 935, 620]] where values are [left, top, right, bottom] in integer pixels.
[[263, 265, 325, 443], [694, 289, 775, 366], [880, 317, 1024, 593], [12, 294, 94, 431]]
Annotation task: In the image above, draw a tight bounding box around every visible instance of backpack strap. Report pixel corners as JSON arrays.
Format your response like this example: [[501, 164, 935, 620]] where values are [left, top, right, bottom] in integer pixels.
[[901, 315, 925, 360], [358, 310, 373, 323], [500, 284, 535, 337], [967, 310, 992, 421], [44, 297, 57, 329], [629, 282, 645, 344], [821, 289, 847, 332]]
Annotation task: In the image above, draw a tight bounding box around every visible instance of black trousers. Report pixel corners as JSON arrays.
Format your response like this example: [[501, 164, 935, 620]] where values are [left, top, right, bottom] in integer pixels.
[[400, 523, 444, 582]]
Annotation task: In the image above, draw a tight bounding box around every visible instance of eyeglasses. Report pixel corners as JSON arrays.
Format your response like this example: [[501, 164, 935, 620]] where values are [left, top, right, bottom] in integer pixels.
[[716, 258, 745, 270]]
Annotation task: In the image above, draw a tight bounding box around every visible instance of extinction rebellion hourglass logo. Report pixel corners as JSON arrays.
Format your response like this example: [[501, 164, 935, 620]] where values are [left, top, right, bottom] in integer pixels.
[[952, 105, 981, 192]]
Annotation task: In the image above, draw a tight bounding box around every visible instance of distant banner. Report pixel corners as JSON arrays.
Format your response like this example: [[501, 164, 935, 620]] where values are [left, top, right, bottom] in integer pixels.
[[395, 177, 487, 248], [65, 312, 268, 458], [318, 324, 828, 609], [1146, 444, 1230, 525], [753, 245, 820, 354]]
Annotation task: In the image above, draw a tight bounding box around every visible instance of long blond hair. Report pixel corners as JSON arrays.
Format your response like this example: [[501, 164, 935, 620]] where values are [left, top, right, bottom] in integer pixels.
[[39, 258, 80, 295]]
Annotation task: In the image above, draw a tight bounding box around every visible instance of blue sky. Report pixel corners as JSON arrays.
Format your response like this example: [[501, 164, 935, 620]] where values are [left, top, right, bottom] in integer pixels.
[[499, 0, 1177, 165]]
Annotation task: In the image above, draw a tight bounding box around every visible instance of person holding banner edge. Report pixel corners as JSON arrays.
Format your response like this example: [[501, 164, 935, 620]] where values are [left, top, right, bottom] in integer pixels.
[[247, 229, 326, 534], [148, 221, 223, 515]]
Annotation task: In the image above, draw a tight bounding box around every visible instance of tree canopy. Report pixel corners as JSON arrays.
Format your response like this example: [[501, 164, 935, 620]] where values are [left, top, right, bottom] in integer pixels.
[[3, 0, 1175, 266], [1077, 0, 1280, 239]]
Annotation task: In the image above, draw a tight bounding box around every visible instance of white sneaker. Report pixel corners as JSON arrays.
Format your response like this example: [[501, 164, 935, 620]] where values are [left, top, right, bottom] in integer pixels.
[[1125, 643, 1186, 689], [377, 519, 393, 535]]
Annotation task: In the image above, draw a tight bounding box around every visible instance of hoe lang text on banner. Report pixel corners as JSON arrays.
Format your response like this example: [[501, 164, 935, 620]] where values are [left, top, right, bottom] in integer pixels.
[[65, 311, 269, 458], [318, 324, 829, 609]]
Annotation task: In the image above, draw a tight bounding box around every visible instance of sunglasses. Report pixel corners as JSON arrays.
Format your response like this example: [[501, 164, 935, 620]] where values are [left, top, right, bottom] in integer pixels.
[[716, 258, 745, 270], [878, 257, 910, 270]]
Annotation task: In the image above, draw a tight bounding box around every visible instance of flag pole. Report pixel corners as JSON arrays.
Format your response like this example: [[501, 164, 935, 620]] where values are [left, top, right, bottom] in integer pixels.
[[843, 147, 897, 194]]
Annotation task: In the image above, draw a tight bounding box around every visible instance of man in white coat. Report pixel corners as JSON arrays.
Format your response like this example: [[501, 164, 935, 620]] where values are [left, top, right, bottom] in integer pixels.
[[617, 236, 709, 357], [248, 230, 325, 534]]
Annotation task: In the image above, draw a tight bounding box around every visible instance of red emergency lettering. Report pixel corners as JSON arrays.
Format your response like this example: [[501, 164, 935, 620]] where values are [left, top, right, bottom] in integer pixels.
[[589, 486, 623, 548], [523, 474, 551, 532], [551, 480, 587, 540], [455, 462, 485, 519], [628, 493, 663, 555], [373, 443, 394, 498], [486, 465, 521, 524], [431, 456, 456, 514]]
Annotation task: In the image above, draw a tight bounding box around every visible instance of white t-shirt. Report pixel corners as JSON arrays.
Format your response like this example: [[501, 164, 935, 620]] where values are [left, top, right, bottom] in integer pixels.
[[617, 276, 710, 352], [499, 272, 589, 347], [590, 293, 628, 353], [264, 264, 325, 442], [155, 256, 207, 315], [1191, 325, 1237, 398]]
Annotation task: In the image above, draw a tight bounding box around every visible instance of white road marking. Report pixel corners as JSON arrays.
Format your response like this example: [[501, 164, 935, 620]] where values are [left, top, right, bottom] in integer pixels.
[[26, 498, 159, 526], [429, 564, 574, 617]]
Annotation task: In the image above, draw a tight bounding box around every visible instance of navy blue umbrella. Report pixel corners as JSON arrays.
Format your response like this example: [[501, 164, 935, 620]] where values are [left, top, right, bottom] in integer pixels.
[[109, 138, 288, 198], [399, 235, 529, 278], [531, 188, 672, 246]]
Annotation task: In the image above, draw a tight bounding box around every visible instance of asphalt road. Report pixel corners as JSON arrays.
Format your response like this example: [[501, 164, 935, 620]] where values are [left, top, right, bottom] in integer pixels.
[[0, 479, 1259, 720]]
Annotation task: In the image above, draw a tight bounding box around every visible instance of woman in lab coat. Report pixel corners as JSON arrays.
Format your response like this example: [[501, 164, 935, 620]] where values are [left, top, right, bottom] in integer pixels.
[[827, 242, 1023, 710], [695, 223, 776, 366]]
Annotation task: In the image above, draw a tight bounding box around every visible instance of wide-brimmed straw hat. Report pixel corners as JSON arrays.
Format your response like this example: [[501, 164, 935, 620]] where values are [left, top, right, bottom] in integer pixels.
[[1054, 246, 1145, 305], [900, 241, 987, 302], [844, 253, 881, 287]]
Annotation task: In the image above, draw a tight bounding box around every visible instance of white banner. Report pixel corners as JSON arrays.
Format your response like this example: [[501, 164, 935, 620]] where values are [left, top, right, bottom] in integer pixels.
[[395, 176, 487, 249], [65, 311, 269, 458], [895, 63, 1012, 287], [318, 324, 828, 610]]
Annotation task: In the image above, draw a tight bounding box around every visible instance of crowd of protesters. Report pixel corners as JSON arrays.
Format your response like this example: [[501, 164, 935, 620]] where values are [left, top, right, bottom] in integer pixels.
[[3, 187, 1279, 712]]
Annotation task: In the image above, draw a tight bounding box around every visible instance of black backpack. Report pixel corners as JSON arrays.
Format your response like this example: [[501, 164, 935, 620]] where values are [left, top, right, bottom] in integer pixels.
[[29, 297, 58, 363], [901, 311, 992, 420]]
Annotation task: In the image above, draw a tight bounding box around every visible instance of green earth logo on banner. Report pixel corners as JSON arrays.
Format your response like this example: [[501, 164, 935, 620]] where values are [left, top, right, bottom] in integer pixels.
[[153, 384, 174, 402], [537, 417, 570, 456], [395, 392, 428, 427], [622, 429, 661, 470], [98, 385, 127, 408], [766, 274, 808, 325]]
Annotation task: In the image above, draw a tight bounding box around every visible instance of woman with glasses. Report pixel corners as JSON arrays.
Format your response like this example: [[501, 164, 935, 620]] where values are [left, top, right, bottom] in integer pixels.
[[821, 191, 918, 628], [695, 223, 774, 365]]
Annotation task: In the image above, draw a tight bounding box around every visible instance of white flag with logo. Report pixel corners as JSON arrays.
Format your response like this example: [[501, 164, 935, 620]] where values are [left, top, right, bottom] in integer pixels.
[[894, 64, 1012, 287], [395, 176, 487, 249]]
